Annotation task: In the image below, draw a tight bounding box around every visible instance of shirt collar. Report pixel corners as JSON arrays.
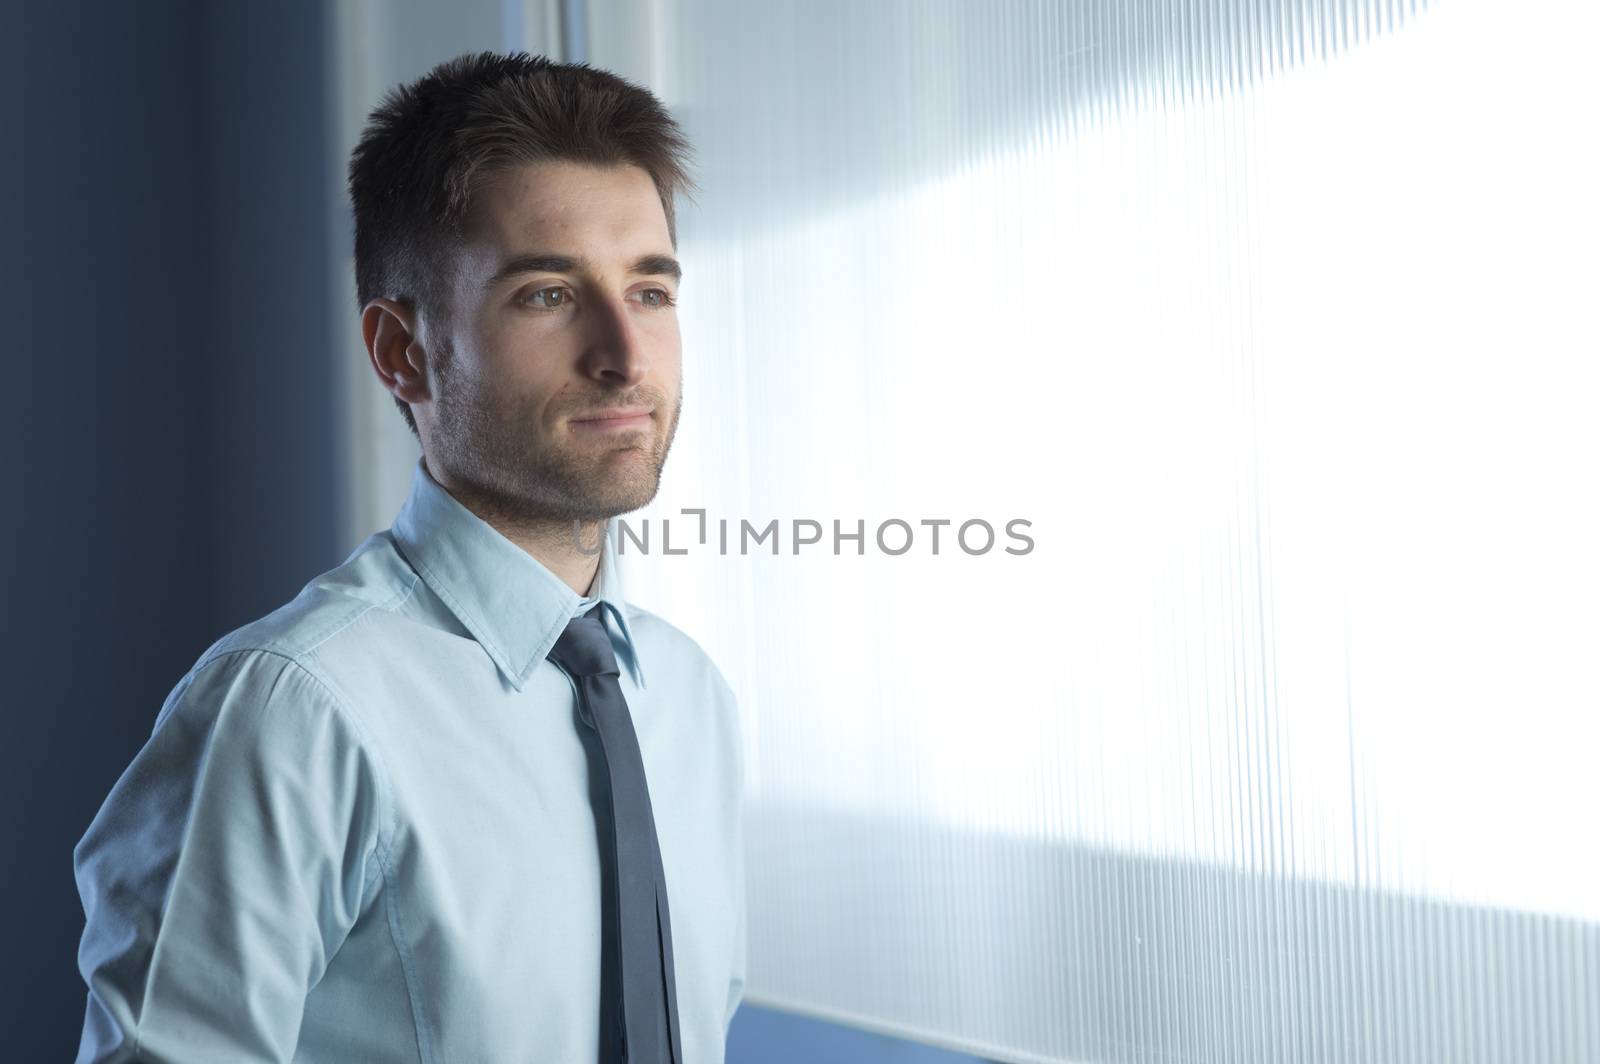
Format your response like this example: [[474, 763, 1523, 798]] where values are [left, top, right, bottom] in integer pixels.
[[390, 456, 646, 693]]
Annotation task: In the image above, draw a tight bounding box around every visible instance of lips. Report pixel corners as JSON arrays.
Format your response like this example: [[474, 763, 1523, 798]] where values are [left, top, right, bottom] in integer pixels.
[[571, 407, 653, 423], [568, 407, 654, 434]]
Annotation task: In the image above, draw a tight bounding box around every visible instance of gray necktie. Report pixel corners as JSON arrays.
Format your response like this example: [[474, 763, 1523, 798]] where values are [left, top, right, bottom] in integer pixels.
[[549, 604, 681, 1064]]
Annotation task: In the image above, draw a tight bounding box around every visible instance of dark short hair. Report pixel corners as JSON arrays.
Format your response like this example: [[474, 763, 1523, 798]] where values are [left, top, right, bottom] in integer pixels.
[[347, 51, 695, 436]]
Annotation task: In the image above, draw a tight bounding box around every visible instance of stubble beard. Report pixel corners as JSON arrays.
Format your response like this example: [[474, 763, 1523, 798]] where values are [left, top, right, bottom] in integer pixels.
[[431, 348, 683, 532]]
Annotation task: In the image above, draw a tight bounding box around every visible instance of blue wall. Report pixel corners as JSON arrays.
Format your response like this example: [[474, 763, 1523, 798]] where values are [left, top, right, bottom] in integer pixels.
[[730, 1006, 996, 1064], [2, 0, 341, 1053]]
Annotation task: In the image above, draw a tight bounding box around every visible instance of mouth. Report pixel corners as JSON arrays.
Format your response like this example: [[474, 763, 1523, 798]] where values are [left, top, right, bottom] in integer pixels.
[[568, 407, 654, 433]]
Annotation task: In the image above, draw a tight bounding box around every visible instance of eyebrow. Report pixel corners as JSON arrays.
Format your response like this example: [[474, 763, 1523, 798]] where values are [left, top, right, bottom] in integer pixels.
[[484, 251, 683, 290]]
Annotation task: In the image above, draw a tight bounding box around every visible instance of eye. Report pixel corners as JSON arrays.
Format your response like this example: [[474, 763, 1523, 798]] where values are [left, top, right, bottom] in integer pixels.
[[521, 285, 571, 310], [637, 287, 677, 309]]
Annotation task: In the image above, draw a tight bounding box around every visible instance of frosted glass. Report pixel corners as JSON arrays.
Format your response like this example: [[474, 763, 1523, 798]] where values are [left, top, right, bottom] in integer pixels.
[[591, 1, 1600, 1060]]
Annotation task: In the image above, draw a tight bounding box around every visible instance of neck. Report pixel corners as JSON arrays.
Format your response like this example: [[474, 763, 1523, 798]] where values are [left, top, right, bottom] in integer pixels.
[[494, 516, 605, 598], [422, 457, 606, 596]]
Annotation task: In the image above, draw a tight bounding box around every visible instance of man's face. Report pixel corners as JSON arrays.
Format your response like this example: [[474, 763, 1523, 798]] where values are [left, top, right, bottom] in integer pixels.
[[420, 159, 683, 525]]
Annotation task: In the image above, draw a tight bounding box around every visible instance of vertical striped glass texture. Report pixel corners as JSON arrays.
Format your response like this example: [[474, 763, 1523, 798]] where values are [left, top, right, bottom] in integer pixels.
[[588, 1, 1600, 1060]]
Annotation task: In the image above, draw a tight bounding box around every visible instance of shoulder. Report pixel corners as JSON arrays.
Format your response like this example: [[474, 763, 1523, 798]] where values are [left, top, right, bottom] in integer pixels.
[[152, 646, 383, 796], [621, 603, 746, 793], [190, 532, 420, 686], [161, 533, 421, 743], [620, 602, 739, 702]]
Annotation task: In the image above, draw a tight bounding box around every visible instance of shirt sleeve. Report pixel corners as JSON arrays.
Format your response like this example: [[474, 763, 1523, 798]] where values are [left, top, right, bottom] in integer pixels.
[[724, 828, 748, 1036], [72, 649, 386, 1064], [717, 665, 748, 1037]]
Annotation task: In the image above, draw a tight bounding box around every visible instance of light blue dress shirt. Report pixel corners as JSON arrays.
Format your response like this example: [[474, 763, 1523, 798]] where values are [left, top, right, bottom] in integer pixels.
[[73, 456, 747, 1063]]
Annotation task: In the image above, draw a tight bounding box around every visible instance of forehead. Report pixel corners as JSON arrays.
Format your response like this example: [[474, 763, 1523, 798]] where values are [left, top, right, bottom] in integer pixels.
[[463, 159, 670, 261]]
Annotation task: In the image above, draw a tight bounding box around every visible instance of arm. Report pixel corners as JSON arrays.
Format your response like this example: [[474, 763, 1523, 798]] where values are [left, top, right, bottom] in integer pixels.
[[72, 650, 385, 1063]]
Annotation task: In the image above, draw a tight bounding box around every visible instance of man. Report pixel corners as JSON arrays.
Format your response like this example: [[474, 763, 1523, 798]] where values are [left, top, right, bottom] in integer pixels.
[[72, 52, 746, 1063]]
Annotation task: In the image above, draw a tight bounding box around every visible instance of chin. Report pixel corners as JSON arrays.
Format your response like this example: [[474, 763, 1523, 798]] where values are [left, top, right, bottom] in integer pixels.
[[589, 481, 661, 519]]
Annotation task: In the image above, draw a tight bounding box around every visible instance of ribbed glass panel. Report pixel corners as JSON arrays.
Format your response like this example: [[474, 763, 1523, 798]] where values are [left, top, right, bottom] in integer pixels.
[[587, 2, 1600, 1060]]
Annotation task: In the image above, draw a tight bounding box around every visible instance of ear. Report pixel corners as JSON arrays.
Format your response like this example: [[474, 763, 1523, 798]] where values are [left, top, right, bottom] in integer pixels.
[[362, 298, 431, 408]]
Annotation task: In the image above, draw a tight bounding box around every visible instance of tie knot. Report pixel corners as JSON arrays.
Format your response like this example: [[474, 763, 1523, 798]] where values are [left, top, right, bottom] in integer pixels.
[[548, 605, 621, 678]]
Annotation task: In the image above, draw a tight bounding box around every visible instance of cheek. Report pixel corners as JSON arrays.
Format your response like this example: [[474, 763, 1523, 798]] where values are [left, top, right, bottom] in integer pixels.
[[472, 317, 535, 370], [477, 320, 569, 384], [650, 321, 684, 373]]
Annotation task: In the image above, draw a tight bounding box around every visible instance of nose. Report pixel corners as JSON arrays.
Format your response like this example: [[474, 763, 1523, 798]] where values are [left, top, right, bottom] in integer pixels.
[[578, 291, 649, 389]]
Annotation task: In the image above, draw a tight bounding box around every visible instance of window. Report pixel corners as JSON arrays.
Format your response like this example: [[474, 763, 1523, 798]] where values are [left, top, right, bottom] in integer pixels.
[[588, 1, 1600, 1059]]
